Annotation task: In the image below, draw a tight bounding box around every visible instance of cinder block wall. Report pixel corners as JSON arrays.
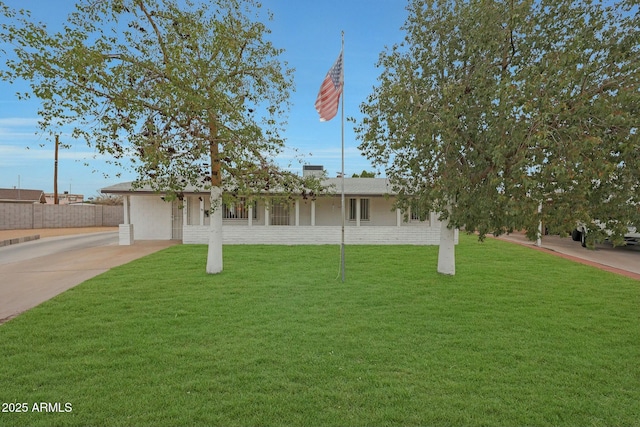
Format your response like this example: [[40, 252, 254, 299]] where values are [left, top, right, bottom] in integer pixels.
[[101, 206, 123, 226], [0, 203, 33, 229], [0, 203, 123, 230]]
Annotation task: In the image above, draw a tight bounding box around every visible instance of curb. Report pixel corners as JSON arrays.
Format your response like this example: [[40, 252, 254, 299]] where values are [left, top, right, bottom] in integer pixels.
[[0, 235, 40, 248]]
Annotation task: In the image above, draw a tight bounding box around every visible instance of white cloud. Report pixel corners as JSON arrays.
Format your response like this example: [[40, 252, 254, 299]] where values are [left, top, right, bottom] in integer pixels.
[[0, 144, 107, 167], [0, 117, 41, 127]]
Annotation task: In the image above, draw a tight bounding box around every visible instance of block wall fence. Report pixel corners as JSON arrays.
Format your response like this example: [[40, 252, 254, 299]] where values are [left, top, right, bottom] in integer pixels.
[[0, 203, 123, 230]]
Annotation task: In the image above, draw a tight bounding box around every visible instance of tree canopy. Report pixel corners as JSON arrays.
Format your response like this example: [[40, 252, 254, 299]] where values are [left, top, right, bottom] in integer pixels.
[[355, 0, 640, 249], [351, 170, 377, 178], [0, 0, 319, 200], [1, 0, 325, 273]]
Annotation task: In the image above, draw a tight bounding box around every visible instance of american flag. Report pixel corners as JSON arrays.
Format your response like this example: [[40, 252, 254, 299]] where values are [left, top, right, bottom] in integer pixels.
[[315, 50, 343, 122]]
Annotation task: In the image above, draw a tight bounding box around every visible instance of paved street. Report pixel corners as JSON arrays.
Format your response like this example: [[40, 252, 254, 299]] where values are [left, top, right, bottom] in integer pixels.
[[0, 232, 176, 323]]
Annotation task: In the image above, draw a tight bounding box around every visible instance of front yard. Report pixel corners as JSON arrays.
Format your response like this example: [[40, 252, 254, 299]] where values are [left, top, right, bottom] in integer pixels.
[[0, 236, 638, 426]]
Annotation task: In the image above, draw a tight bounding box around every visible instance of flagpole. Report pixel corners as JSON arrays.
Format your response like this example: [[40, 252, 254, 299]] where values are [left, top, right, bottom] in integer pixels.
[[314, 34, 345, 282], [340, 30, 345, 283]]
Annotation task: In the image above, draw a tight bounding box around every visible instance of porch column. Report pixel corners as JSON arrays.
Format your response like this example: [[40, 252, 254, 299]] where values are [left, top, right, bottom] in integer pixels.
[[536, 202, 542, 247], [396, 208, 402, 227], [265, 203, 270, 226], [182, 197, 188, 225], [311, 200, 316, 226], [123, 195, 130, 224], [295, 199, 300, 226], [119, 195, 134, 246], [199, 197, 205, 226], [356, 197, 361, 227], [248, 204, 253, 227]]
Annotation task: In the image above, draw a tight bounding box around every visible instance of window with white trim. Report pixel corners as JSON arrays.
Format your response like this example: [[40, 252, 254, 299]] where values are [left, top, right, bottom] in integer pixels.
[[360, 198, 370, 221], [349, 198, 370, 221], [410, 200, 428, 223], [222, 198, 257, 220], [270, 202, 290, 225]]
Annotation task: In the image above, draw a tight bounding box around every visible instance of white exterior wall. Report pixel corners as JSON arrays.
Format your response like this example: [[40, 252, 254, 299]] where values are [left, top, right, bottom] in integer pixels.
[[363, 197, 396, 226], [253, 200, 266, 226], [187, 197, 202, 225], [123, 194, 458, 245], [298, 200, 312, 226], [185, 196, 399, 228], [130, 195, 172, 240], [312, 196, 399, 227], [314, 198, 343, 226]]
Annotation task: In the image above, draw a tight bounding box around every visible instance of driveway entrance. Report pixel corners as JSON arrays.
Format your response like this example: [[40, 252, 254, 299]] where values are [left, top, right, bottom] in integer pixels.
[[0, 231, 177, 324], [496, 232, 640, 280]]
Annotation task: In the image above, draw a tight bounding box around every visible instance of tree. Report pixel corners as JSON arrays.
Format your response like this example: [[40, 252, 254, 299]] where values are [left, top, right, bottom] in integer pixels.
[[1, 0, 321, 273], [354, 0, 640, 274], [351, 170, 376, 178], [89, 194, 124, 206]]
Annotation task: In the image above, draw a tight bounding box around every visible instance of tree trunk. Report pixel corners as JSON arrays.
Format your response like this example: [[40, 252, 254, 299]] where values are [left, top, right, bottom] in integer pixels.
[[206, 186, 223, 274], [437, 215, 456, 275], [206, 116, 223, 274]]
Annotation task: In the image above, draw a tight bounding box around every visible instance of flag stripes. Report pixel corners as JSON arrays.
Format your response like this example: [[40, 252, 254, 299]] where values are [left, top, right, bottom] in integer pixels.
[[315, 50, 343, 122]]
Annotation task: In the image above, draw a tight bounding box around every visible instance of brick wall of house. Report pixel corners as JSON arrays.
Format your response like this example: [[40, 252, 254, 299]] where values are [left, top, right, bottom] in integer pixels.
[[0, 203, 124, 230], [182, 224, 458, 245]]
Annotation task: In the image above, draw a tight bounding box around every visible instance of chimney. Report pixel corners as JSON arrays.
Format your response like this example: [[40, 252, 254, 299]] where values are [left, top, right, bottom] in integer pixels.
[[303, 165, 325, 178]]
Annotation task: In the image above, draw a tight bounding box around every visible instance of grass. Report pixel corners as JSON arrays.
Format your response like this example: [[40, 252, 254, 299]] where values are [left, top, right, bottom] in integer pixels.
[[0, 235, 638, 426]]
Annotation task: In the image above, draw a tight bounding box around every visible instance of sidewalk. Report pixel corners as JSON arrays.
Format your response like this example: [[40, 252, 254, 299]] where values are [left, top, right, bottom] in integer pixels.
[[495, 232, 640, 281]]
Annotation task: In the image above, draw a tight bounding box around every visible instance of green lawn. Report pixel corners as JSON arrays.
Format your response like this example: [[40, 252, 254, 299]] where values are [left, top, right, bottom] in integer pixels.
[[0, 235, 638, 426]]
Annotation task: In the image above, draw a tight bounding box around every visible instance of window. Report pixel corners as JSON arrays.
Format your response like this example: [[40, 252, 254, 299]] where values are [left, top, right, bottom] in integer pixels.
[[410, 200, 428, 222], [349, 198, 370, 221], [360, 198, 370, 221], [222, 199, 257, 220], [270, 202, 290, 225]]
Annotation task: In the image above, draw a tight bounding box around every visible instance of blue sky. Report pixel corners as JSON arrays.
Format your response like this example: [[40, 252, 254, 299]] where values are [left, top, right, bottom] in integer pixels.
[[0, 0, 408, 197]]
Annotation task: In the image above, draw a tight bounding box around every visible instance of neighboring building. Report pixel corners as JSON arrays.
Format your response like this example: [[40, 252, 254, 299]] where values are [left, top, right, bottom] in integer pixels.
[[101, 167, 457, 246], [44, 192, 85, 205], [0, 188, 46, 204]]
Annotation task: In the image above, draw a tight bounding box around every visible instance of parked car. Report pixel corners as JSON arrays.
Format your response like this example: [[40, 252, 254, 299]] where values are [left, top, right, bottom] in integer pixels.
[[572, 222, 640, 247]]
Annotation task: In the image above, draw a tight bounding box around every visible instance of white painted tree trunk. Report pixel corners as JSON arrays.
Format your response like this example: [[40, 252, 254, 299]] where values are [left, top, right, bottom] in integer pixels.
[[437, 215, 456, 275], [206, 186, 223, 274]]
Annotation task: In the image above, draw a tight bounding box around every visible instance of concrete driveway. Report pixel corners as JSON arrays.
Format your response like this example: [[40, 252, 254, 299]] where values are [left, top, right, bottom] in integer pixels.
[[496, 232, 640, 280], [0, 230, 177, 324]]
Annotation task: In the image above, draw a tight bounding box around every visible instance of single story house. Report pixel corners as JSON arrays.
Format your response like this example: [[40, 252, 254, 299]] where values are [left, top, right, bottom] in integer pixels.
[[44, 192, 85, 205], [0, 188, 46, 204], [101, 167, 457, 246]]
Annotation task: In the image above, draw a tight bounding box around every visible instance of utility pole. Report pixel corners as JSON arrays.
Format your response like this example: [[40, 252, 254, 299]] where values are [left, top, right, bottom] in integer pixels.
[[54, 134, 59, 204]]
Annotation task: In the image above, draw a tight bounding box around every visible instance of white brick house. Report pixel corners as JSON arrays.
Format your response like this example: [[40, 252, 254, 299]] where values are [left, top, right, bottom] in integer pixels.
[[101, 172, 457, 246]]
